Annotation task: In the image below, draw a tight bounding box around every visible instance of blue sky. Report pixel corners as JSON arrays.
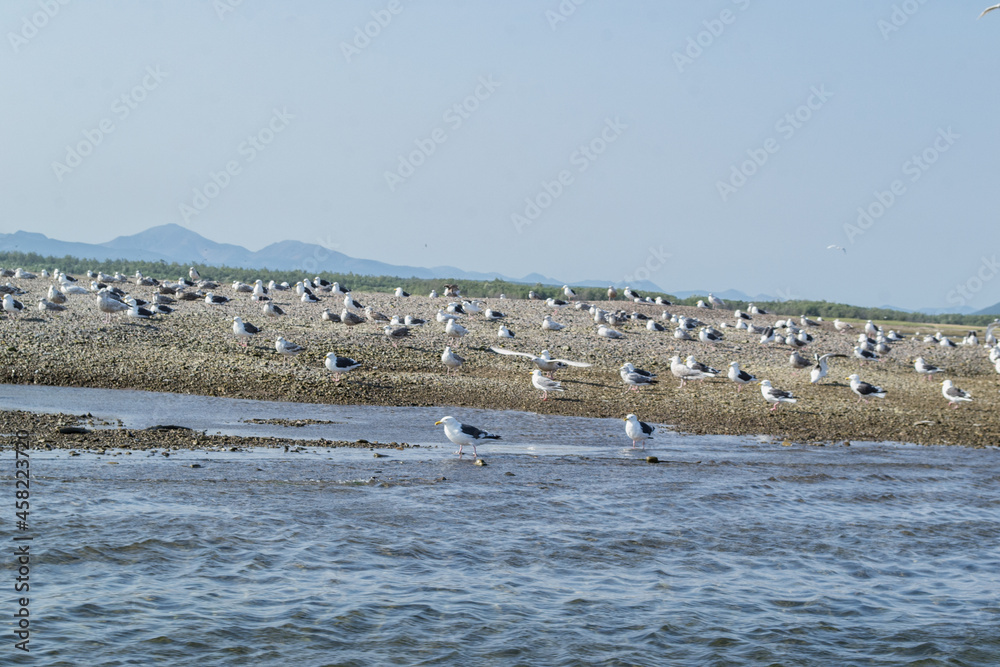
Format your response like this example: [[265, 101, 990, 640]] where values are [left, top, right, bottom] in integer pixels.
[[2, 1, 998, 311]]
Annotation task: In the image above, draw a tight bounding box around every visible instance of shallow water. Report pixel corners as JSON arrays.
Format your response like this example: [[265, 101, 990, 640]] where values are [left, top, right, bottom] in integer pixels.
[[2, 387, 999, 664]]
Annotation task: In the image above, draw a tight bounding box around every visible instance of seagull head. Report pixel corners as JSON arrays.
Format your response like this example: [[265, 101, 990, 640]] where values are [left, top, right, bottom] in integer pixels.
[[435, 416, 456, 426], [623, 414, 637, 422]]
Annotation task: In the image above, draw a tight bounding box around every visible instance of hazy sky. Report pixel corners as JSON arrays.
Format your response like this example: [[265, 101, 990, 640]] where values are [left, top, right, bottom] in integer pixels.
[[2, 1, 999, 310]]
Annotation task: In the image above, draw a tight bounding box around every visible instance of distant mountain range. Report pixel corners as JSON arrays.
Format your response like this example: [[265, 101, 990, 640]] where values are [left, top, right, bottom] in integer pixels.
[[2, 224, 997, 316], [0, 224, 666, 293]]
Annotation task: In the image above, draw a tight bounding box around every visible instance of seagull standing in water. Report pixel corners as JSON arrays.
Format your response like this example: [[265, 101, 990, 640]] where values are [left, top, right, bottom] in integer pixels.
[[623, 414, 655, 449], [434, 416, 500, 458]]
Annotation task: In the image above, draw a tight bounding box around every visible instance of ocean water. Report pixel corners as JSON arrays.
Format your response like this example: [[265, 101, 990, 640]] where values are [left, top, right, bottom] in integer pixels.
[[2, 387, 1000, 665]]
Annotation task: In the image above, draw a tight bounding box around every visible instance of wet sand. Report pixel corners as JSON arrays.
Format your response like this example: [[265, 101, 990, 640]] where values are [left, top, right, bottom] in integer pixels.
[[1, 279, 998, 448]]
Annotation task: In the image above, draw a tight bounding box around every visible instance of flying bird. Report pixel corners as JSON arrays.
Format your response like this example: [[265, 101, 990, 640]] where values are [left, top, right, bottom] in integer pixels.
[[979, 4, 1000, 19], [827, 244, 846, 253]]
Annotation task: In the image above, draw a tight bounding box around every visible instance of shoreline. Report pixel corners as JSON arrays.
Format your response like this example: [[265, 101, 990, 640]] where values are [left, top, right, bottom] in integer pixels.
[[1, 281, 998, 448]]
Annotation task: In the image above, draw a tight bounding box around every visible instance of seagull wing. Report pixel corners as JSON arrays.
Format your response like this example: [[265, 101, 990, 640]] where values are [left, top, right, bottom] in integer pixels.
[[489, 347, 538, 360], [551, 358, 592, 367], [980, 4, 1000, 18]]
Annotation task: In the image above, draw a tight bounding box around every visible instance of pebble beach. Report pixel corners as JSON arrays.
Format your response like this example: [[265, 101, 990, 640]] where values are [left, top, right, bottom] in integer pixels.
[[2, 276, 998, 448]]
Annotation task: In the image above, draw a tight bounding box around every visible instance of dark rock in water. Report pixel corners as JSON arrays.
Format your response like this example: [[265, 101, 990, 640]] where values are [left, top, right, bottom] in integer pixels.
[[58, 426, 90, 434], [645, 456, 659, 463], [189, 463, 202, 468], [474, 458, 486, 466], [145, 425, 192, 431], [504, 471, 515, 476], [373, 452, 386, 458]]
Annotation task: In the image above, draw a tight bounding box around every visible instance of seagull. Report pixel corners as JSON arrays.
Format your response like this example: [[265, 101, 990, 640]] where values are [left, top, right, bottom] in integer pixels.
[[383, 325, 410, 346], [484, 309, 506, 321], [489, 348, 591, 377], [95, 289, 128, 322], [126, 299, 155, 320], [204, 292, 229, 305], [646, 320, 665, 332], [445, 318, 468, 341], [2, 294, 25, 315], [428, 290, 438, 299], [854, 346, 880, 362], [341, 309, 365, 327], [37, 298, 66, 312], [800, 315, 819, 327], [620, 363, 657, 391], [979, 4, 1000, 19], [760, 380, 797, 411], [546, 298, 569, 315], [262, 302, 285, 318], [531, 369, 564, 400], [708, 293, 726, 309], [685, 355, 720, 376], [727, 361, 758, 392], [699, 328, 723, 344], [834, 319, 854, 333], [759, 327, 776, 345], [232, 316, 259, 348], [563, 285, 577, 300], [404, 315, 426, 326], [436, 309, 461, 323], [435, 415, 500, 458], [542, 315, 565, 331], [941, 380, 972, 408], [189, 267, 201, 281], [865, 320, 878, 338], [607, 286, 618, 300], [365, 306, 390, 322], [810, 353, 848, 384], [597, 325, 624, 339], [321, 309, 340, 323], [498, 325, 514, 338], [441, 346, 464, 374], [393, 287, 410, 297], [623, 414, 655, 449], [325, 353, 360, 382], [669, 355, 712, 387], [827, 244, 846, 253], [47, 285, 67, 304], [301, 291, 320, 304], [847, 374, 886, 403], [274, 336, 305, 361], [345, 294, 364, 309], [790, 351, 811, 371]]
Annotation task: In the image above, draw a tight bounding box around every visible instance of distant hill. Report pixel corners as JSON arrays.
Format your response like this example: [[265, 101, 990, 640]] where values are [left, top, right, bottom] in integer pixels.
[[0, 223, 666, 292], [973, 301, 1000, 316]]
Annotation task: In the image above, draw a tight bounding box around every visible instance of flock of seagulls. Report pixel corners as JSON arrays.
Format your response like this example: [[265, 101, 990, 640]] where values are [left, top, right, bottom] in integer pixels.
[[2, 265, 998, 456]]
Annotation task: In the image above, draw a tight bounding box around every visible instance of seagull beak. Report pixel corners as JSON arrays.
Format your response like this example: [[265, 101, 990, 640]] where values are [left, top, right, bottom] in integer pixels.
[[434, 420, 443, 425]]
